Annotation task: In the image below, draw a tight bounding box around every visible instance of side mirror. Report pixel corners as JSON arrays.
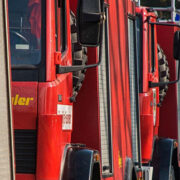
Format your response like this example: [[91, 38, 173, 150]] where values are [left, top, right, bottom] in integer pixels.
[[173, 31, 180, 60], [56, 0, 105, 77], [77, 0, 104, 46]]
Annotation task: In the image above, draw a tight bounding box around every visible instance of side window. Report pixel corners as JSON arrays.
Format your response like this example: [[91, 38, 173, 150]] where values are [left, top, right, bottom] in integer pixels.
[[148, 24, 151, 72], [8, 0, 42, 65], [148, 23, 155, 73], [136, 15, 143, 92], [128, 17, 139, 163], [151, 24, 155, 72], [55, 0, 66, 52], [98, 5, 113, 177]]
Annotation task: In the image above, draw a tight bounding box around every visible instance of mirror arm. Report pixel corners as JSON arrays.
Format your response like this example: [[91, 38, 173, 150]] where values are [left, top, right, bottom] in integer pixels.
[[149, 61, 180, 88], [56, 21, 103, 74], [149, 79, 179, 88], [57, 65, 86, 74], [56, 59, 102, 74]]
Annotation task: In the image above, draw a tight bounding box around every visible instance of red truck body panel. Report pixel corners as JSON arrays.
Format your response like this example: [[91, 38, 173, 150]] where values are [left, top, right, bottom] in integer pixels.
[[136, 7, 160, 163], [16, 174, 35, 180], [72, 0, 135, 179], [157, 25, 179, 140], [36, 80, 72, 179], [12, 82, 38, 130]]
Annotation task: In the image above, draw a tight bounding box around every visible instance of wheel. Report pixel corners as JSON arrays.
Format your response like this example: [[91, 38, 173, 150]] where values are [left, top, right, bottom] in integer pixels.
[[158, 44, 170, 106], [70, 12, 88, 102]]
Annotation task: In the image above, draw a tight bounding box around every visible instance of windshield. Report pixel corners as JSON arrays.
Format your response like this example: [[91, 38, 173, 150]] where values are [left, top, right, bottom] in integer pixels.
[[8, 0, 42, 65]]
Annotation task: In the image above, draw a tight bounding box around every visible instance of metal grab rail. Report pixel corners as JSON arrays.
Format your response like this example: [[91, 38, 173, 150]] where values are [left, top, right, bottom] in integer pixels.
[[139, 0, 180, 22], [153, 0, 180, 22]]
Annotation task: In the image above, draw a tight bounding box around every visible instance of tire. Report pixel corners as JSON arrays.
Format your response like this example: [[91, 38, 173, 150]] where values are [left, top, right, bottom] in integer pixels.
[[158, 44, 170, 106], [70, 12, 88, 102]]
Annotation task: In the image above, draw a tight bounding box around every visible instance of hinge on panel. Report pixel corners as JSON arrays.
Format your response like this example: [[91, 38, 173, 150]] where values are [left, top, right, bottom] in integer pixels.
[[54, 52, 61, 65]]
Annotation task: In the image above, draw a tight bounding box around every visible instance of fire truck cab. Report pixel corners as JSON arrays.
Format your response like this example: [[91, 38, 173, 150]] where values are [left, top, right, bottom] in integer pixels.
[[134, 2, 180, 179], [8, 0, 104, 179], [5, 0, 180, 179], [7, 0, 137, 179]]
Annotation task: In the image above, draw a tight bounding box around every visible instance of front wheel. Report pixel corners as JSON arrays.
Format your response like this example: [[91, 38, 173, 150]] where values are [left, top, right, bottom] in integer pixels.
[[70, 12, 88, 102], [158, 44, 170, 106]]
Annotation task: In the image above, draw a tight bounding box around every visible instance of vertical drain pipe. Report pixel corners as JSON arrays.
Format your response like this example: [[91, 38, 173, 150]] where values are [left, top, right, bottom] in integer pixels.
[[171, 0, 176, 22], [137, 0, 141, 7]]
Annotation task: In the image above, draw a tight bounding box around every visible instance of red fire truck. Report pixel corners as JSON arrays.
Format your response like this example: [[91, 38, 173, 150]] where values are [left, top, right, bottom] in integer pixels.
[[7, 0, 137, 179], [2, 0, 180, 179], [133, 1, 180, 179]]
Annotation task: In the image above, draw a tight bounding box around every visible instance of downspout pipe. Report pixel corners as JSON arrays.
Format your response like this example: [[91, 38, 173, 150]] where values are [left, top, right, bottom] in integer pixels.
[[171, 0, 176, 22], [137, 0, 140, 7]]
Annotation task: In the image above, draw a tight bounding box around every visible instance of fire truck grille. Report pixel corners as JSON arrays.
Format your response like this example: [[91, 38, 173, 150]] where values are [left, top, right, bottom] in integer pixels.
[[14, 130, 37, 174]]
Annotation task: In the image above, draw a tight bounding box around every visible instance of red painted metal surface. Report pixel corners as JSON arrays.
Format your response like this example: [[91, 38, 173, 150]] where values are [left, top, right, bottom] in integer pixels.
[[72, 47, 100, 150], [12, 0, 137, 179], [16, 174, 35, 180], [12, 82, 38, 130], [72, 0, 135, 179], [141, 115, 154, 161], [70, 0, 77, 14], [139, 91, 154, 161], [36, 115, 64, 180], [46, 0, 56, 82], [157, 25, 179, 140], [136, 7, 160, 163], [36, 79, 73, 179], [36, 0, 73, 179]]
